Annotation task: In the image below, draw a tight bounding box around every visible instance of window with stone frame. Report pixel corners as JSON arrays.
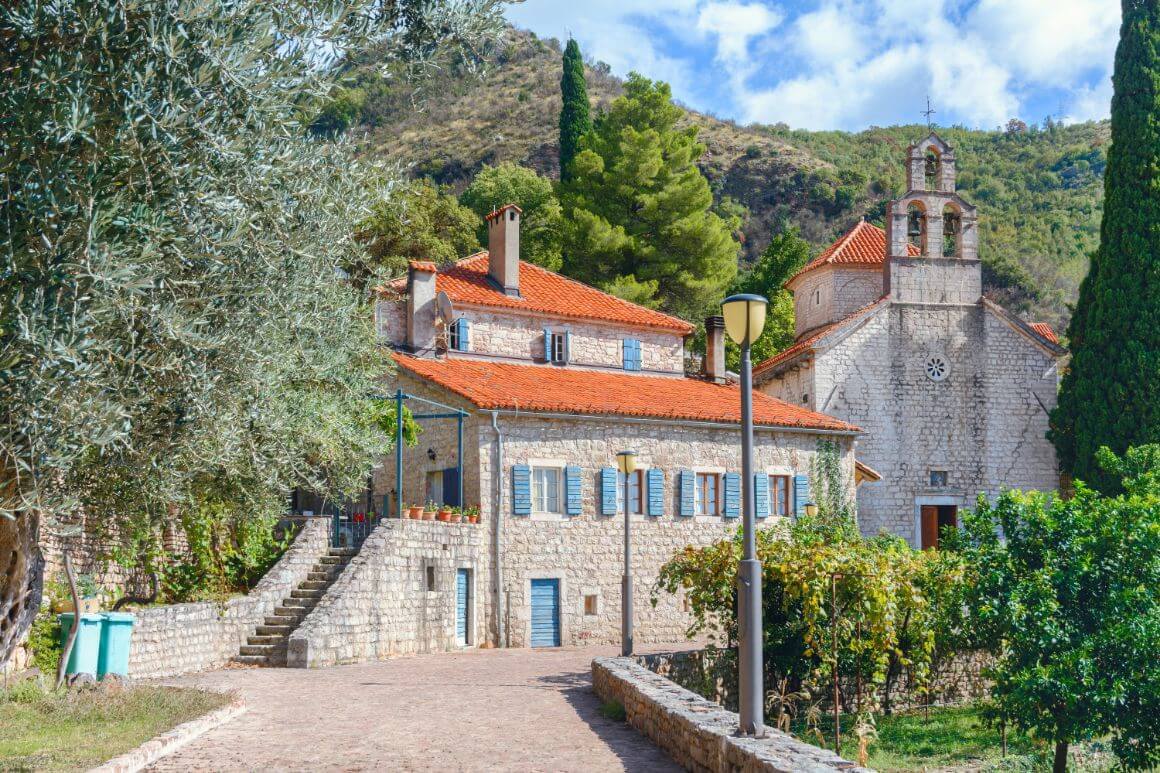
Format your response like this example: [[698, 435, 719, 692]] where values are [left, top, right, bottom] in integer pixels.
[[550, 333, 567, 364], [616, 469, 644, 515], [532, 466, 562, 514], [770, 474, 791, 516], [696, 472, 721, 516]]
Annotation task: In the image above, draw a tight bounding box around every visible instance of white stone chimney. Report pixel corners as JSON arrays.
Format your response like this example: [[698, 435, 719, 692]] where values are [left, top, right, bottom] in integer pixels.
[[406, 260, 438, 355], [704, 315, 727, 384], [486, 203, 522, 297]]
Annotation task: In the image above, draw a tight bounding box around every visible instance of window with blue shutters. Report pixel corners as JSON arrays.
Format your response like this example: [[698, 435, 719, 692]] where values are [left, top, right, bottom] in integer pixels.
[[679, 471, 695, 516], [564, 466, 582, 515], [723, 473, 741, 518], [543, 328, 552, 362], [622, 338, 641, 371], [449, 318, 469, 351], [512, 465, 531, 516], [794, 474, 810, 517], [647, 469, 664, 516], [545, 328, 568, 364], [754, 473, 770, 518], [599, 467, 618, 515]]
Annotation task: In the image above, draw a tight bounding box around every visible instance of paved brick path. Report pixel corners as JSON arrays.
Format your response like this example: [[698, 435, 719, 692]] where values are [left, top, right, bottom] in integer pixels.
[[150, 646, 681, 772]]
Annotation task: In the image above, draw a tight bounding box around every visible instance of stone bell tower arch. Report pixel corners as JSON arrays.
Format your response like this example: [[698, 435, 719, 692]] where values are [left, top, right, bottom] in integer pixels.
[[884, 133, 981, 304]]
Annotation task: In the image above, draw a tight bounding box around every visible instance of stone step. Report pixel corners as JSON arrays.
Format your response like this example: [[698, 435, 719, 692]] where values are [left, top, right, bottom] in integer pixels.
[[291, 588, 324, 600], [239, 643, 287, 657], [300, 580, 329, 591], [329, 548, 357, 557], [246, 634, 285, 646], [255, 624, 293, 636], [274, 604, 309, 616], [318, 556, 345, 566], [265, 613, 300, 626], [307, 571, 334, 582], [233, 654, 271, 666]]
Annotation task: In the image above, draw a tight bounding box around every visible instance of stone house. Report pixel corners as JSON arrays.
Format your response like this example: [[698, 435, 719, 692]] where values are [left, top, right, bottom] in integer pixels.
[[754, 133, 1067, 547], [372, 204, 861, 650]]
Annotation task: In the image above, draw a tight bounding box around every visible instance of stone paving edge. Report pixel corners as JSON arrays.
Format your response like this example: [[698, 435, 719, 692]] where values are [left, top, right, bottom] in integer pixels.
[[86, 694, 248, 773]]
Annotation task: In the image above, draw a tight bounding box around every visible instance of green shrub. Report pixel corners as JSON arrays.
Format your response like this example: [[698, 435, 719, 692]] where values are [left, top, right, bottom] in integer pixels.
[[599, 699, 626, 722]]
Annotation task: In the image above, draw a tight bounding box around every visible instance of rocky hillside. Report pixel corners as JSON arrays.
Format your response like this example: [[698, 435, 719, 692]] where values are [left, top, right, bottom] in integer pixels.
[[345, 29, 1108, 329]]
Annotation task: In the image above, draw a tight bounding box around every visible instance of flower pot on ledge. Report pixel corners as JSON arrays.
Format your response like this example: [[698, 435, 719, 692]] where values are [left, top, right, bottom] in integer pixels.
[[407, 506, 423, 520]]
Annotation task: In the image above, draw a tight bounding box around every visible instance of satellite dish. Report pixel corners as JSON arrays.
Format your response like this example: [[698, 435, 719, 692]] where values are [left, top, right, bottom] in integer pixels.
[[436, 291, 455, 325]]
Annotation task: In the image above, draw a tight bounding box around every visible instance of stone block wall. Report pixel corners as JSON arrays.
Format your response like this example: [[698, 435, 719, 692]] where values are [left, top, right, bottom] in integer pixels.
[[592, 657, 867, 773], [287, 519, 486, 668], [126, 517, 329, 678]]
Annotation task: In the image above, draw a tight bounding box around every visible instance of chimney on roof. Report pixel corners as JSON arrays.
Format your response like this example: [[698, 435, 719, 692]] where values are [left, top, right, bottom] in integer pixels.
[[406, 261, 438, 356], [486, 204, 521, 297], [704, 315, 727, 384]]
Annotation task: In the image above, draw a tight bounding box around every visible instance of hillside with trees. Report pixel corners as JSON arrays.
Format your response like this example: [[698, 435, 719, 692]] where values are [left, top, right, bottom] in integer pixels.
[[331, 28, 1107, 329]]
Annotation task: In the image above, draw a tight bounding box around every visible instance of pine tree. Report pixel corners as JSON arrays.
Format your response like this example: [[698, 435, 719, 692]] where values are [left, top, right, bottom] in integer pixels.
[[1051, 1, 1160, 491], [558, 38, 591, 182], [561, 73, 738, 320]]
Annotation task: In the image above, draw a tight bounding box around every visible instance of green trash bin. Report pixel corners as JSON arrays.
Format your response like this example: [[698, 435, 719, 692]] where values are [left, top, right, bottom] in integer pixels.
[[97, 612, 135, 679], [58, 613, 102, 677]]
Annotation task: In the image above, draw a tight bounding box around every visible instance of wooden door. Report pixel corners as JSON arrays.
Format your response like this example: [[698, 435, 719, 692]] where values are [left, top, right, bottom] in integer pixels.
[[921, 505, 940, 550]]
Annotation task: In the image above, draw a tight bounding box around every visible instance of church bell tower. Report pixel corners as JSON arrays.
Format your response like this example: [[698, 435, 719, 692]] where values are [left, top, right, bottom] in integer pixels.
[[883, 133, 981, 304]]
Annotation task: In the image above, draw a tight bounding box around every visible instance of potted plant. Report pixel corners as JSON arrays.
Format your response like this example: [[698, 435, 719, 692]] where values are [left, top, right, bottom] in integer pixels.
[[52, 575, 104, 614], [438, 503, 455, 522], [449, 507, 462, 524], [427, 501, 443, 521], [407, 504, 423, 520], [465, 505, 481, 525]]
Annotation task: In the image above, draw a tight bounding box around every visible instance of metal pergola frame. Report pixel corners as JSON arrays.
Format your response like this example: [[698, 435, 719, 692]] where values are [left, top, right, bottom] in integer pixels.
[[378, 388, 468, 518]]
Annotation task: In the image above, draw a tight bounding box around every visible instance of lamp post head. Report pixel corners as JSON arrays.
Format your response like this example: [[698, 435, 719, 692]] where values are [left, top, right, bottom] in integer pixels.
[[616, 450, 638, 475], [721, 294, 769, 347]]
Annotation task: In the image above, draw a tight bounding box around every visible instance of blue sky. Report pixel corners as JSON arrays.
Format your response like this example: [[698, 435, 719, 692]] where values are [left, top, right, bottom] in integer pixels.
[[506, 0, 1120, 131]]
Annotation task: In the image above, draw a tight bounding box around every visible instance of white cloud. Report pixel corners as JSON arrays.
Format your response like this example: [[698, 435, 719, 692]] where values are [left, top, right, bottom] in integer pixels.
[[695, 1, 784, 64]]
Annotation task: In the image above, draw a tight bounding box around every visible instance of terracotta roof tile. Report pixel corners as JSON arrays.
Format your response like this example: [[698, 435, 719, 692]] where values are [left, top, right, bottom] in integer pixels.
[[754, 298, 888, 377], [394, 355, 859, 433], [787, 221, 917, 286], [1029, 322, 1059, 344], [391, 253, 694, 334]]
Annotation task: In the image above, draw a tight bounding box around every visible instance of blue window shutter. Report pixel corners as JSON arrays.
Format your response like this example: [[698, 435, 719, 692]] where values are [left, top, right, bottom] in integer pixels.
[[623, 338, 641, 371], [442, 467, 461, 507], [543, 328, 552, 362], [512, 465, 531, 516], [600, 467, 618, 515], [723, 473, 741, 518], [679, 471, 695, 517], [563, 331, 571, 364], [794, 474, 810, 517], [754, 474, 770, 518], [454, 319, 469, 351], [647, 469, 664, 516], [565, 466, 582, 515]]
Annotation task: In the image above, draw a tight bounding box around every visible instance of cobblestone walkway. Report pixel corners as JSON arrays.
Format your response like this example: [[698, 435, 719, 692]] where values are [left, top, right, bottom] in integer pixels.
[[150, 646, 681, 772]]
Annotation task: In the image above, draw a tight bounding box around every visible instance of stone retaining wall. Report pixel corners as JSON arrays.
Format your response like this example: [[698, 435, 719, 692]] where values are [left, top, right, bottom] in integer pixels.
[[287, 519, 486, 668], [126, 518, 330, 678], [592, 657, 867, 773]]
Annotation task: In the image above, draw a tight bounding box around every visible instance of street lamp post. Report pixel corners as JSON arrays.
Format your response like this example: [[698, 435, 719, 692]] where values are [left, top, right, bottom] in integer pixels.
[[617, 450, 638, 657], [721, 293, 769, 737]]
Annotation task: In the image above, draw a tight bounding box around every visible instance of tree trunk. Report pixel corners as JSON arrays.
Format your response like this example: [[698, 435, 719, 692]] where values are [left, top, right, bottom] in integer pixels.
[[1053, 741, 1069, 773], [0, 510, 44, 671]]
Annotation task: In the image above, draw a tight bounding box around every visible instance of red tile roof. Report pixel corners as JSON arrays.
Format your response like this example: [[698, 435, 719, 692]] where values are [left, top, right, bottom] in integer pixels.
[[409, 260, 437, 273], [787, 221, 917, 286], [485, 203, 522, 221], [1029, 322, 1059, 344], [395, 354, 859, 433], [754, 298, 888, 377], [388, 253, 694, 334]]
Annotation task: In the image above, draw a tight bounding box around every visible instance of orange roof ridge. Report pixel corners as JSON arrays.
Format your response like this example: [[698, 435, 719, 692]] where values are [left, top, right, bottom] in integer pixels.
[[394, 354, 859, 433], [1029, 322, 1060, 345], [787, 221, 918, 287]]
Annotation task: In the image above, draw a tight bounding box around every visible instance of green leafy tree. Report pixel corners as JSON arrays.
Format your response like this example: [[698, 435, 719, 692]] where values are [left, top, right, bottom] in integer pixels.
[[725, 229, 810, 370], [460, 163, 564, 271], [0, 0, 500, 667], [354, 178, 481, 285], [950, 446, 1160, 771], [562, 73, 739, 320], [558, 38, 591, 182], [1051, 2, 1160, 491]]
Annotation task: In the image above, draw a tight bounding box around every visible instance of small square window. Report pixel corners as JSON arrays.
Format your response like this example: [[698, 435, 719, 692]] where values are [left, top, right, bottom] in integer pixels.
[[930, 470, 948, 488], [584, 595, 599, 616]]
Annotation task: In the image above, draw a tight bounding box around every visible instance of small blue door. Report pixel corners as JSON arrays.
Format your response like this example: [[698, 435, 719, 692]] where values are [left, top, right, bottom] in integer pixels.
[[530, 579, 561, 647], [456, 569, 470, 646]]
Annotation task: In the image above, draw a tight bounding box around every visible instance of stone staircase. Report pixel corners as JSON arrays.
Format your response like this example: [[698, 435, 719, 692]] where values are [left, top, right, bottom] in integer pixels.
[[234, 546, 357, 666]]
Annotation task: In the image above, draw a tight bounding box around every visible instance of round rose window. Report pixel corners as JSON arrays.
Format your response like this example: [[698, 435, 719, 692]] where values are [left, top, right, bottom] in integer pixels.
[[925, 355, 949, 382]]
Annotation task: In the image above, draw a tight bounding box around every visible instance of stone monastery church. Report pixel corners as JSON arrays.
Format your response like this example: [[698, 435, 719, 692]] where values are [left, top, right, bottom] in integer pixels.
[[357, 133, 1065, 652], [756, 133, 1066, 547]]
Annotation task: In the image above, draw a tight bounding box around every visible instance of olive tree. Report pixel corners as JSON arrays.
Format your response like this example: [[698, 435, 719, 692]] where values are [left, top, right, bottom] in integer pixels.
[[0, 0, 502, 667]]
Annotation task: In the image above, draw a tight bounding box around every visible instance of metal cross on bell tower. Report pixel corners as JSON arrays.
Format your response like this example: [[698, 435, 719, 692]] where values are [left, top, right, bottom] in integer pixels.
[[923, 96, 936, 129]]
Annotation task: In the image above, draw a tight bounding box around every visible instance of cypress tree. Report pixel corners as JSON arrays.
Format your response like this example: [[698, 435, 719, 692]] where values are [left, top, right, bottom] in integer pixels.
[[1051, 0, 1160, 491], [558, 38, 591, 182]]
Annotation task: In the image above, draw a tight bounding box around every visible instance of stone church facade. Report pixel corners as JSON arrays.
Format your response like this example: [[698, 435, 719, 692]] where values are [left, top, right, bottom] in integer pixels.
[[755, 134, 1067, 547]]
